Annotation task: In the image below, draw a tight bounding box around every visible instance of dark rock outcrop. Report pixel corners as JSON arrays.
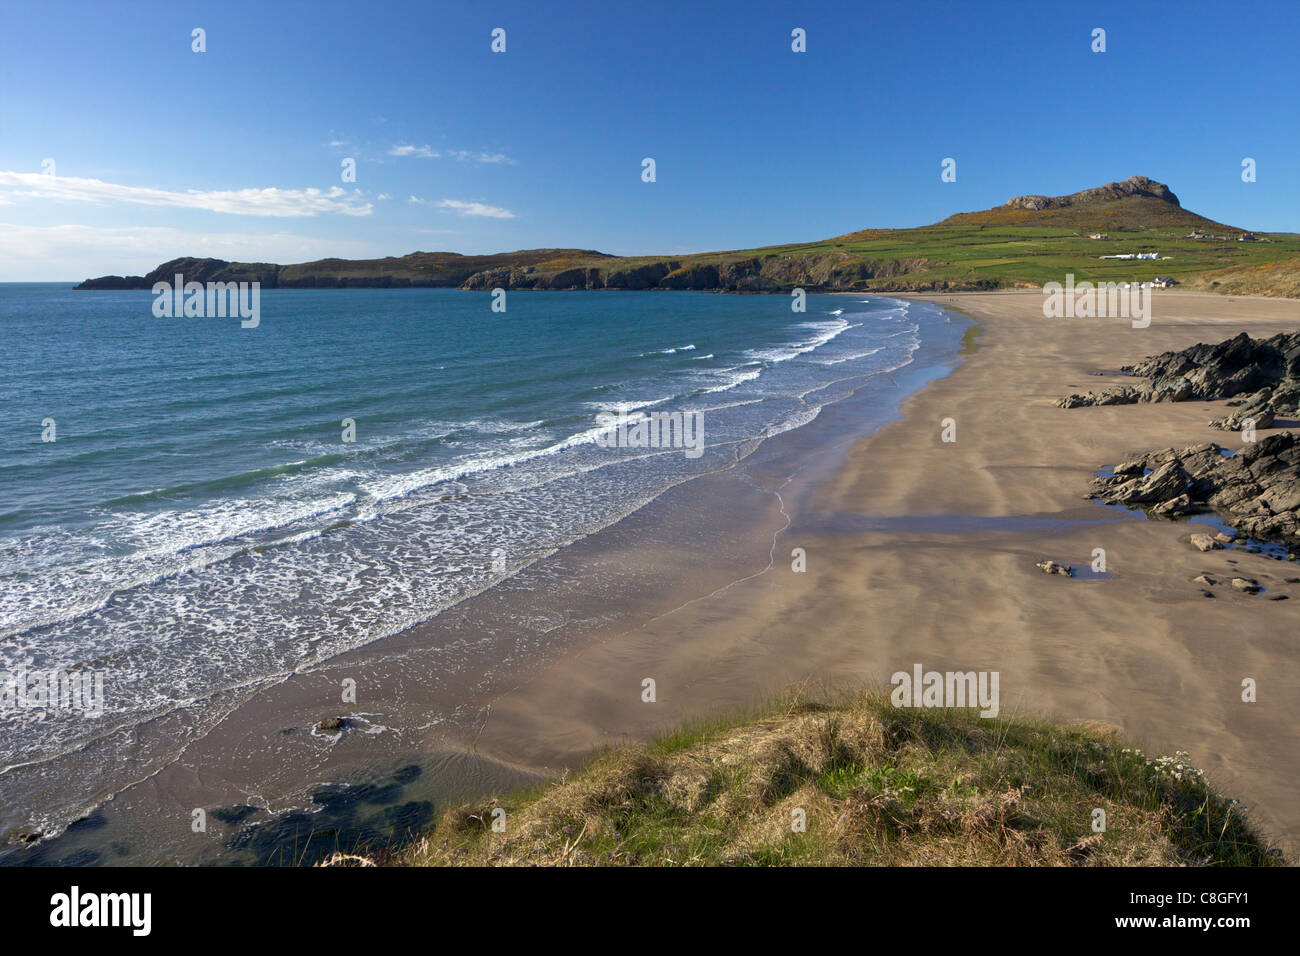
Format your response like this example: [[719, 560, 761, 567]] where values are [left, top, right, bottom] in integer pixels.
[[77, 257, 281, 290], [1207, 388, 1276, 431], [1091, 434, 1300, 546], [1058, 331, 1300, 420], [73, 274, 148, 290], [601, 262, 672, 290]]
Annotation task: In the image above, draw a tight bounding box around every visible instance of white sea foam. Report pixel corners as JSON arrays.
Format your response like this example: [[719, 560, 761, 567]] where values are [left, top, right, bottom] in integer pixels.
[[641, 343, 697, 356], [582, 395, 675, 412], [700, 366, 763, 394], [743, 318, 851, 364], [809, 345, 886, 366], [0, 293, 953, 847]]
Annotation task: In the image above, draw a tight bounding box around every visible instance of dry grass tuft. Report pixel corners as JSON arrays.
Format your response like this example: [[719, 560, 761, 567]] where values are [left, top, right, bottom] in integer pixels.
[[395, 692, 1282, 867]]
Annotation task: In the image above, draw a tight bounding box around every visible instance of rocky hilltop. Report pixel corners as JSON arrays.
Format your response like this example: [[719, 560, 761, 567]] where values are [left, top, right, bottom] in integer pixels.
[[937, 175, 1236, 234], [1003, 176, 1180, 211]]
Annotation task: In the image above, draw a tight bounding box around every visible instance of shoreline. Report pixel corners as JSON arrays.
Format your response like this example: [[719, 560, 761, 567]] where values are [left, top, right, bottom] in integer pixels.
[[461, 290, 1300, 858], [4, 296, 971, 865], [11, 290, 1300, 864]]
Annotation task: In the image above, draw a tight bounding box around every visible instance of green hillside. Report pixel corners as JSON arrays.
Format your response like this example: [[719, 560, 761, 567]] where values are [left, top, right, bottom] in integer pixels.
[[76, 177, 1300, 296]]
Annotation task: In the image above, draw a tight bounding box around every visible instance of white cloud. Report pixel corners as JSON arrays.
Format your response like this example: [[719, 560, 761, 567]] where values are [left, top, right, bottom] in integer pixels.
[[408, 196, 516, 219], [0, 222, 387, 281], [390, 145, 513, 164], [435, 199, 516, 218], [446, 150, 514, 165], [389, 144, 437, 158], [0, 171, 372, 217]]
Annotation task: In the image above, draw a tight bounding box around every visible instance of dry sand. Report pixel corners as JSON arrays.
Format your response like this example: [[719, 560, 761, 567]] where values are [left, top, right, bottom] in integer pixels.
[[472, 291, 1300, 856], [32, 290, 1297, 865]]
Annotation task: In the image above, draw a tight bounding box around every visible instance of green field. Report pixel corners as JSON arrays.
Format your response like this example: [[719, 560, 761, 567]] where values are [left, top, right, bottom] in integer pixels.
[[793, 224, 1300, 289]]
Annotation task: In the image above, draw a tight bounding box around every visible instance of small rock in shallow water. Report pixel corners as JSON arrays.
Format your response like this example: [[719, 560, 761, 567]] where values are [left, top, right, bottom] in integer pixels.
[[1230, 577, 1261, 594], [1036, 560, 1073, 577], [1190, 533, 1222, 552], [1193, 574, 1216, 586], [315, 717, 348, 732], [1201, 590, 1215, 598]]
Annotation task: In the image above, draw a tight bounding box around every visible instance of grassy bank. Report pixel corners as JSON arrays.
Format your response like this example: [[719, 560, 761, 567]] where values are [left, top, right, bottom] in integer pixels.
[[377, 692, 1281, 867], [1185, 257, 1300, 297]]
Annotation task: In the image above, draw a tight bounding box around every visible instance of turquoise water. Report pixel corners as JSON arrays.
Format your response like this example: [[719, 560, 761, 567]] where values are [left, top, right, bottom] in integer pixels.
[[0, 284, 944, 842]]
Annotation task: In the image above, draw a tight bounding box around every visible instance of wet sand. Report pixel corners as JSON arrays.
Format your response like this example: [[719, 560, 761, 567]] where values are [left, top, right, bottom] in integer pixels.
[[7, 302, 967, 865], [13, 290, 1299, 864], [470, 290, 1300, 856]]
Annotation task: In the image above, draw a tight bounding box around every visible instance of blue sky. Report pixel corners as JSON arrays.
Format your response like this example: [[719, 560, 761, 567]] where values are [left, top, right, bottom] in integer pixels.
[[1, 0, 1296, 280]]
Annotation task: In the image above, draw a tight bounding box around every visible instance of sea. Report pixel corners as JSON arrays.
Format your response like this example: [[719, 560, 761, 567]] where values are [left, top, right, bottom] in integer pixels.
[[0, 284, 961, 856]]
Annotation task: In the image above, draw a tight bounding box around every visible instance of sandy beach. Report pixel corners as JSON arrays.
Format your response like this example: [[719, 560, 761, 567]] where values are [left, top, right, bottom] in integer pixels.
[[469, 290, 1300, 856], [13, 289, 1299, 865]]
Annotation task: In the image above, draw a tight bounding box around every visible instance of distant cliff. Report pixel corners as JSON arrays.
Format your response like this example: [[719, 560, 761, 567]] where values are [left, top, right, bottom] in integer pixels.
[[74, 250, 613, 291], [456, 251, 936, 292], [76, 250, 940, 294]]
